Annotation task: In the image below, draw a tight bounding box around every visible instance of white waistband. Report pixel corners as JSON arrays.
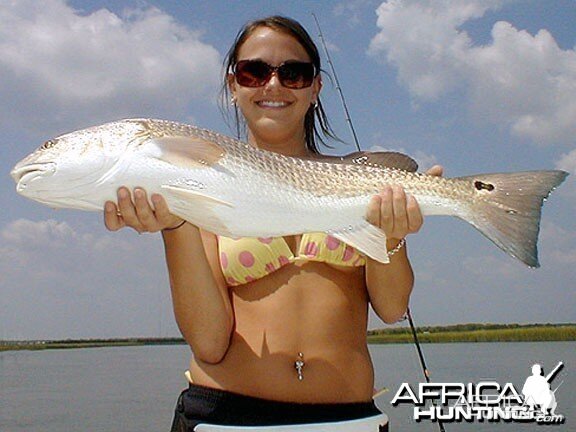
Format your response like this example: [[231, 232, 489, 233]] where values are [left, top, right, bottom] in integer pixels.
[[193, 413, 388, 431]]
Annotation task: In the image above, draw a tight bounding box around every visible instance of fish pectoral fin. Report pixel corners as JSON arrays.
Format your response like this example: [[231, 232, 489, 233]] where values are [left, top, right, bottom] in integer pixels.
[[331, 222, 390, 264], [153, 136, 226, 169], [161, 185, 234, 208]]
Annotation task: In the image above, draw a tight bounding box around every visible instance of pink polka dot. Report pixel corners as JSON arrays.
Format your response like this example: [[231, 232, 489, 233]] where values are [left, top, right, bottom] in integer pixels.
[[220, 252, 228, 269], [325, 235, 340, 250], [258, 237, 273, 244], [304, 242, 319, 257], [226, 276, 239, 286], [343, 245, 355, 262], [278, 255, 290, 266], [238, 251, 255, 267], [265, 262, 276, 273], [245, 276, 256, 283]]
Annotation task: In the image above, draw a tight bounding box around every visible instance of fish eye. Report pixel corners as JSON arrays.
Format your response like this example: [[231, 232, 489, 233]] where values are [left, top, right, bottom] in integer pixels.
[[40, 139, 56, 150]]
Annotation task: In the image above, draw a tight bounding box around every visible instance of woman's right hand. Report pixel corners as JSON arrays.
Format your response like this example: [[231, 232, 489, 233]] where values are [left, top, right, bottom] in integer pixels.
[[104, 187, 183, 233]]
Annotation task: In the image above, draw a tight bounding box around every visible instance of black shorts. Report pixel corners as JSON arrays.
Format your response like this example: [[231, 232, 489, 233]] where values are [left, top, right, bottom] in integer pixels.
[[170, 384, 384, 431]]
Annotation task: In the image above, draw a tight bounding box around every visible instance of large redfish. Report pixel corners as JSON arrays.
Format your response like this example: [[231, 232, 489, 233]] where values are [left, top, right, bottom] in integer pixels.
[[11, 118, 567, 267]]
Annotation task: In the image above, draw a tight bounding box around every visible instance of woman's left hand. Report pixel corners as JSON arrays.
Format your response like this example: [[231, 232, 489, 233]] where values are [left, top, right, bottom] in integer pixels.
[[365, 165, 444, 242]]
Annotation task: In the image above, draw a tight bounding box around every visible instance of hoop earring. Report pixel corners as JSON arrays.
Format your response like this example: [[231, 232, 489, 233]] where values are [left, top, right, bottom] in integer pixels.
[[312, 100, 319, 109]]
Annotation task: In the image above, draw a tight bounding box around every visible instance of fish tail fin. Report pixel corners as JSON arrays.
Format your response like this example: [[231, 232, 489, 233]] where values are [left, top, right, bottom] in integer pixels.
[[456, 170, 568, 267]]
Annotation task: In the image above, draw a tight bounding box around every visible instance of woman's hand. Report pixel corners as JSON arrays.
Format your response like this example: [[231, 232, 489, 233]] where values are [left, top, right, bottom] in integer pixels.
[[104, 187, 183, 233], [365, 165, 444, 243]]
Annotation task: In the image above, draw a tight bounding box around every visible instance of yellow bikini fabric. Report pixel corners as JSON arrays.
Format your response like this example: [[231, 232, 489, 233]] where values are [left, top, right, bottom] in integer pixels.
[[218, 233, 365, 286]]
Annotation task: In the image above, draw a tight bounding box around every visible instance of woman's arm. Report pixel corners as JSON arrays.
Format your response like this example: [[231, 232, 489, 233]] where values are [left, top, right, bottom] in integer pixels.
[[104, 187, 234, 364], [365, 166, 443, 324], [162, 225, 234, 364], [364, 186, 417, 324]]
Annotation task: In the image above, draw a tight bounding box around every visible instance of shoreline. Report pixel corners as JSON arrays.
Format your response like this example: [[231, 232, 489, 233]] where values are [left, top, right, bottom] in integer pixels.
[[1, 323, 574, 352], [367, 323, 575, 344]]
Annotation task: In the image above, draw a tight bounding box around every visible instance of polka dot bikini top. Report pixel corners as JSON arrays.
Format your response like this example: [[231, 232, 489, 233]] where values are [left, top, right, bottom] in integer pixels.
[[218, 233, 366, 287]]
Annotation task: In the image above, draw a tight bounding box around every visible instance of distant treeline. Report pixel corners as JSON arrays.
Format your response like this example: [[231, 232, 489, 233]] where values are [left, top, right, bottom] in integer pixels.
[[2, 323, 574, 351], [367, 323, 576, 344], [0, 337, 186, 351]]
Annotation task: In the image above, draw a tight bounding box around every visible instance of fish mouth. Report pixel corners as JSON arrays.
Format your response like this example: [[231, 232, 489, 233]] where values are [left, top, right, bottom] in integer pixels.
[[11, 163, 57, 192]]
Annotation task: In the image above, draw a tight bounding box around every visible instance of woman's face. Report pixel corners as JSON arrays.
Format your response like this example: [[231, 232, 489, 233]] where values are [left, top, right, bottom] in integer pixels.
[[229, 27, 321, 150]]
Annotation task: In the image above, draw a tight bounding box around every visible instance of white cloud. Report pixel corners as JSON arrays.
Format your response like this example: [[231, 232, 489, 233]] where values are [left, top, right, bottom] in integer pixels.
[[368, 0, 576, 145], [0, 0, 221, 132], [0, 219, 176, 339], [333, 0, 373, 27], [2, 218, 76, 246], [554, 150, 576, 200], [557, 149, 576, 174]]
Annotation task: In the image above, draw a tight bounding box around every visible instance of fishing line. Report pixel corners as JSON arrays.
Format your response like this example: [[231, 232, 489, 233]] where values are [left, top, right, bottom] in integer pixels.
[[313, 13, 446, 432]]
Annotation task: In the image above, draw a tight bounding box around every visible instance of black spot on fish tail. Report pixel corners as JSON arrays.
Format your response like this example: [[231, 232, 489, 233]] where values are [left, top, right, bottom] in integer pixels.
[[474, 180, 495, 191], [456, 170, 568, 267]]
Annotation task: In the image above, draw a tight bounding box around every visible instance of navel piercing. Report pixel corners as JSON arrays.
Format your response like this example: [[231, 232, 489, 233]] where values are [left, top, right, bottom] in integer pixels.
[[294, 352, 305, 381]]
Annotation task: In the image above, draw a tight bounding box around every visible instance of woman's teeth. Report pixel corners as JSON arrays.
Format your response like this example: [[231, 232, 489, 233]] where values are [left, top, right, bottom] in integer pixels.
[[258, 101, 289, 108]]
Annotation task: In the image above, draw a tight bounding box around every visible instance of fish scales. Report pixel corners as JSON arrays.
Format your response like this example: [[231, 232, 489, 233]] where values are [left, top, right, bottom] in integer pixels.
[[10, 118, 568, 267]]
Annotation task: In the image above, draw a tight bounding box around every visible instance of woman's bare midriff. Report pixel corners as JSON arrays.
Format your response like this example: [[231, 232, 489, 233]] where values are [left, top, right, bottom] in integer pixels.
[[188, 261, 375, 403]]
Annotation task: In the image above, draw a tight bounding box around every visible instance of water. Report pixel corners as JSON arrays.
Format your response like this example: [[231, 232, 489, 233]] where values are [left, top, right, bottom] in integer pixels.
[[0, 342, 573, 431], [373, 342, 574, 431]]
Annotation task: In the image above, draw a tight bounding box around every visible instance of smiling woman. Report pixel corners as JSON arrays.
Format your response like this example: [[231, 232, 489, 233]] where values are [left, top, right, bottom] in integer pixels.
[[100, 15, 417, 431], [221, 16, 338, 155]]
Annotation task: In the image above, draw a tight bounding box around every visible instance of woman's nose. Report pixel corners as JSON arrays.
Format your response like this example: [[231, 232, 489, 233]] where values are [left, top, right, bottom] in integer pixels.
[[264, 71, 282, 89]]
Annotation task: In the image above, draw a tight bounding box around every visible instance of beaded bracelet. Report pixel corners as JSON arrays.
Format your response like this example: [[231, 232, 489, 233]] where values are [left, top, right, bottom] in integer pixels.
[[387, 238, 406, 257], [162, 220, 186, 232]]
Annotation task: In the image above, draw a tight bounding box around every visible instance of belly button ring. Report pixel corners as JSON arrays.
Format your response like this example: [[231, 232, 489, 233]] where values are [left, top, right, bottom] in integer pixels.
[[294, 352, 305, 381]]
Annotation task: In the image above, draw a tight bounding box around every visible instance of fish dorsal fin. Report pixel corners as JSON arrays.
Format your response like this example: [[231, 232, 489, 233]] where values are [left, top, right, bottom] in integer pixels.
[[342, 151, 418, 172], [153, 136, 226, 169], [330, 222, 390, 264], [302, 151, 417, 172]]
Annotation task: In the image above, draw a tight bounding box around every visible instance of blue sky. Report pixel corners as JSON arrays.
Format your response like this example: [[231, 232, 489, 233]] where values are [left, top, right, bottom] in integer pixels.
[[1, 0, 575, 340]]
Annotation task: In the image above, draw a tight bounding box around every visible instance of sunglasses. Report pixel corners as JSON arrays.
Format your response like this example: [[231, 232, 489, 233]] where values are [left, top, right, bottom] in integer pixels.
[[233, 60, 317, 89]]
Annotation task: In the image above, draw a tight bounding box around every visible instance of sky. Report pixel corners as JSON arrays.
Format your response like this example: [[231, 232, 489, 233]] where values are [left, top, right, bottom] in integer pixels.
[[1, 0, 575, 340]]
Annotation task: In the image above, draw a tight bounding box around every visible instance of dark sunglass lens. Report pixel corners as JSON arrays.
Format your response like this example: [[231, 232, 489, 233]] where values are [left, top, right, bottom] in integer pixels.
[[235, 61, 271, 87], [278, 62, 315, 89]]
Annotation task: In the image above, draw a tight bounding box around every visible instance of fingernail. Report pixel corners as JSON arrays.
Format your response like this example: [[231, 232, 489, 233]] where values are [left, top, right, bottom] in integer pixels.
[[118, 188, 128, 199], [105, 202, 114, 212]]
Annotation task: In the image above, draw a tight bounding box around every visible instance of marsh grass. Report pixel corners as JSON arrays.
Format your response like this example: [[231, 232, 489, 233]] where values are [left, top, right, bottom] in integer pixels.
[[2, 324, 574, 351], [367, 323, 575, 344]]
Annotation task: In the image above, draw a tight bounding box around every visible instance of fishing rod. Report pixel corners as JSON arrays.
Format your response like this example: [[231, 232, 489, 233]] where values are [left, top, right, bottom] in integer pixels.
[[312, 13, 447, 432], [312, 13, 361, 152], [406, 309, 447, 432]]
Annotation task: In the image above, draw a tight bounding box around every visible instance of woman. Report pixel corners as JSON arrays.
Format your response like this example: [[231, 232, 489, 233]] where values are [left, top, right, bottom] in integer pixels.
[[104, 16, 441, 431]]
